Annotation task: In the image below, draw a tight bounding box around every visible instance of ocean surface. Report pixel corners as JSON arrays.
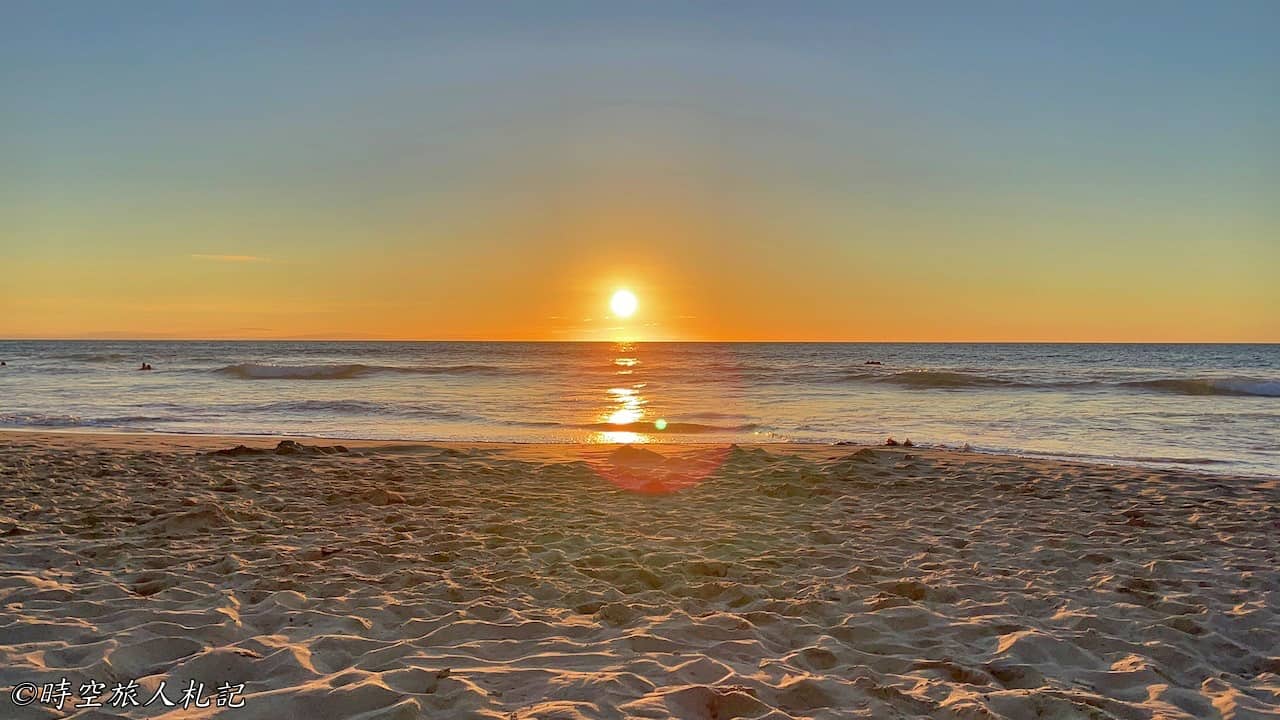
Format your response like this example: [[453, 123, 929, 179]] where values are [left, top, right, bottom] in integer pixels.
[[1, 341, 1277, 476]]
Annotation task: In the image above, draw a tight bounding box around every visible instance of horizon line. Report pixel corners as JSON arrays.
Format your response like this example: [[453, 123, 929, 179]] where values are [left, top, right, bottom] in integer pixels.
[[1, 337, 1277, 345]]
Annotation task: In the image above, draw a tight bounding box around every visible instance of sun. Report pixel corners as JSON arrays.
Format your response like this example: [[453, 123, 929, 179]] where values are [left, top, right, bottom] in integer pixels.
[[610, 289, 638, 318]]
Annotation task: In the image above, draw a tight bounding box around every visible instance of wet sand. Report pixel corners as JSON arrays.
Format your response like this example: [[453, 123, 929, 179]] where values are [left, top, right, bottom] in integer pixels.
[[1, 431, 1277, 719]]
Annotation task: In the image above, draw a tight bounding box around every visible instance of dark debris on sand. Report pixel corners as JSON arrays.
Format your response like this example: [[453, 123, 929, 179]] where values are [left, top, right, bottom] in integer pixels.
[[207, 440, 351, 457]]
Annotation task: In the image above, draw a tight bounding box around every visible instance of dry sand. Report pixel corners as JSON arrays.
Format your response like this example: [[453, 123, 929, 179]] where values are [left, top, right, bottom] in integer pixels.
[[1, 431, 1278, 719]]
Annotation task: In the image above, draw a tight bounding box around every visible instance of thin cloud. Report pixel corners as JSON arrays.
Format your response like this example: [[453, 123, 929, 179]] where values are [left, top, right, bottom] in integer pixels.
[[190, 254, 270, 263]]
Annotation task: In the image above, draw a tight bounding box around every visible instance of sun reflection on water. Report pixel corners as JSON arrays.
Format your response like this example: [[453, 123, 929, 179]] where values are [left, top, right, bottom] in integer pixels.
[[590, 343, 654, 444], [595, 430, 646, 444], [578, 342, 734, 492]]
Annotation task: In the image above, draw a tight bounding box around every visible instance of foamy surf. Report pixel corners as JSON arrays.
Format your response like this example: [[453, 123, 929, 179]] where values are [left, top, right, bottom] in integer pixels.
[[0, 412, 185, 429]]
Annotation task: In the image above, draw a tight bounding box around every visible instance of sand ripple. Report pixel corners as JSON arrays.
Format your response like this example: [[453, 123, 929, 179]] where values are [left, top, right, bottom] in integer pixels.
[[1, 435, 1278, 718]]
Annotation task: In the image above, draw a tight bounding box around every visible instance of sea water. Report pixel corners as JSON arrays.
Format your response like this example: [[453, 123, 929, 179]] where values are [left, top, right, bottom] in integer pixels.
[[1, 341, 1277, 476]]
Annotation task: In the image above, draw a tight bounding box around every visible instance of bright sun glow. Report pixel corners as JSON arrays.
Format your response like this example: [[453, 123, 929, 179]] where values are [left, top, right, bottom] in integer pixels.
[[610, 289, 638, 318]]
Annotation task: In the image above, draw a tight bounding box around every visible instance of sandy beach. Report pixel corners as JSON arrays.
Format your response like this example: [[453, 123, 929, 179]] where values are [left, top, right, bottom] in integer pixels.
[[1, 431, 1277, 719]]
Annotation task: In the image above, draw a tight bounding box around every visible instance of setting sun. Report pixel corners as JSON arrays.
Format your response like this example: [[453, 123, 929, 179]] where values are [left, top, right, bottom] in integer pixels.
[[610, 289, 638, 318]]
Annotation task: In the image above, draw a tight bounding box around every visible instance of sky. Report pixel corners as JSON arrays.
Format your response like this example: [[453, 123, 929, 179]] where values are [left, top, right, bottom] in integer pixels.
[[2, 1, 1277, 341]]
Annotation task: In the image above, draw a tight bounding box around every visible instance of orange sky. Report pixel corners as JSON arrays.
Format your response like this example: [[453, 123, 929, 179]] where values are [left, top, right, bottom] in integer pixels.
[[4, 222, 1276, 342], [4, 164, 1276, 341], [4, 163, 1277, 341]]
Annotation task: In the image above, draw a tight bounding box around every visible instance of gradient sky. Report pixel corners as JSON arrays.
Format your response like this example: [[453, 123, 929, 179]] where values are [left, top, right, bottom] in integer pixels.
[[3, 1, 1277, 341]]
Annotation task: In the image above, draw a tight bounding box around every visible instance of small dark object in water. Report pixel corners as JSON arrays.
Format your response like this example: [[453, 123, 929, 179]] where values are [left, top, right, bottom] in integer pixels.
[[865, 360, 882, 365], [903, 438, 914, 447], [139, 363, 153, 371], [1, 361, 6, 366], [885, 437, 900, 446]]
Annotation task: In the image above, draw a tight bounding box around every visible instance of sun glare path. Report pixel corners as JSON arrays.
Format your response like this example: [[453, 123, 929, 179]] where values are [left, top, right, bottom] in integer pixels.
[[582, 342, 737, 494]]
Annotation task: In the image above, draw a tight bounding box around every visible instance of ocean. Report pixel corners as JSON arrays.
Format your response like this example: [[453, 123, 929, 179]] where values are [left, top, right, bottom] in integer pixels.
[[1, 341, 1277, 476]]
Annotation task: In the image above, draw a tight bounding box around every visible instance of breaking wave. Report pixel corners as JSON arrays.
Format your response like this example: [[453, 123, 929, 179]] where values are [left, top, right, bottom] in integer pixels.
[[1120, 377, 1280, 398], [0, 413, 87, 427], [248, 399, 476, 421], [827, 369, 1045, 389], [670, 411, 760, 421], [213, 363, 522, 380], [873, 370, 1021, 389], [0, 413, 180, 428], [832, 369, 1278, 397]]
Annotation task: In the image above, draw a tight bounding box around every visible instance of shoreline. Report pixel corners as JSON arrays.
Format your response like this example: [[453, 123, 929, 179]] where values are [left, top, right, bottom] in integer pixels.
[[1, 428, 1271, 483]]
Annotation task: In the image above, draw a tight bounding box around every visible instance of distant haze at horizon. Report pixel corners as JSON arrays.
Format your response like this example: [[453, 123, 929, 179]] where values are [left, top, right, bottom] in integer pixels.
[[3, 2, 1277, 342]]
